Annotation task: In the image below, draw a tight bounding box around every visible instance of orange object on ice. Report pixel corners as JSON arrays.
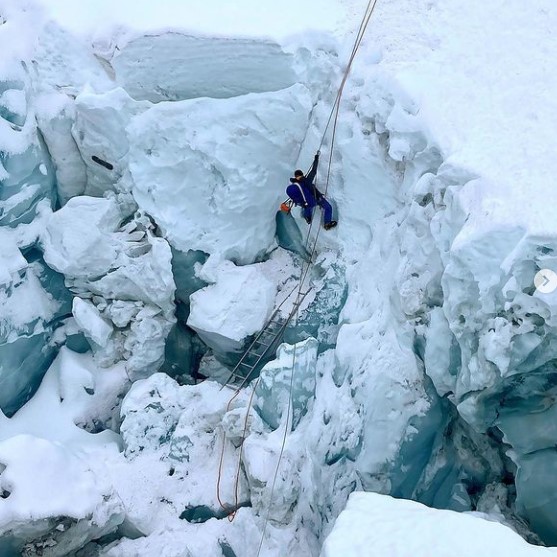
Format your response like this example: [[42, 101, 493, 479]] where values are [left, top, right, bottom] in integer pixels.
[[280, 201, 292, 213]]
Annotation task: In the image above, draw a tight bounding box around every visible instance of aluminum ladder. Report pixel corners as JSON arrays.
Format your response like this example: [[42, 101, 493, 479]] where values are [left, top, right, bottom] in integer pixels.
[[222, 287, 310, 390]]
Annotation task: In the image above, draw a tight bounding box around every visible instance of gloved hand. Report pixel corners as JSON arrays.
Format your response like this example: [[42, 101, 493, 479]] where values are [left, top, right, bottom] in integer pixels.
[[316, 150, 320, 156]]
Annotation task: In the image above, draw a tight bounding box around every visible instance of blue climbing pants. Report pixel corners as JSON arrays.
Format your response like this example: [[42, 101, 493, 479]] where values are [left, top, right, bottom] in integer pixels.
[[302, 197, 333, 226]]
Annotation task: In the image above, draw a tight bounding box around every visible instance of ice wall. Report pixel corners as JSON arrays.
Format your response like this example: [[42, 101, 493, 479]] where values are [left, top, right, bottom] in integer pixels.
[[127, 84, 312, 264], [341, 66, 557, 543], [0, 251, 72, 416], [106, 33, 298, 103], [0, 14, 76, 417], [430, 214, 557, 543]]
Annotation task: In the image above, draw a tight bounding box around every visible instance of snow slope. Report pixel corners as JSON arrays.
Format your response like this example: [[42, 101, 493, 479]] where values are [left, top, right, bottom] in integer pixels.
[[365, 0, 557, 239]]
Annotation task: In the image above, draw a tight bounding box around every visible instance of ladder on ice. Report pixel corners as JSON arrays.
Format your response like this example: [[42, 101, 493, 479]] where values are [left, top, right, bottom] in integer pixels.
[[222, 287, 310, 389]]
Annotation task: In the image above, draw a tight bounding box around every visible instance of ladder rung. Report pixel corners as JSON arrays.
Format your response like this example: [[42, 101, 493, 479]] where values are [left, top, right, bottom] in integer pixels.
[[245, 348, 264, 360], [223, 314, 292, 386], [254, 340, 271, 347]]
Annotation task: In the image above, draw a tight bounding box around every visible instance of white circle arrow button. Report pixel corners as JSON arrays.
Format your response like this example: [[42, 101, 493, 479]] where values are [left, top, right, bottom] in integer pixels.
[[534, 269, 557, 294]]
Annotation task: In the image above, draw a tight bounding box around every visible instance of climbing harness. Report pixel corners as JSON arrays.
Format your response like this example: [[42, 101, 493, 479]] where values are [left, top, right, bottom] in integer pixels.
[[214, 0, 380, 552]]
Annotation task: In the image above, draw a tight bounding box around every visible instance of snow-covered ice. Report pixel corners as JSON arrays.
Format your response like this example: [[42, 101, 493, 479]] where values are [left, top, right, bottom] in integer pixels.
[[110, 34, 298, 103], [41, 195, 176, 376], [42, 196, 123, 279], [0, 435, 124, 556], [188, 257, 277, 358], [2, 0, 557, 554], [321, 492, 557, 557], [127, 84, 313, 263], [72, 298, 113, 348]]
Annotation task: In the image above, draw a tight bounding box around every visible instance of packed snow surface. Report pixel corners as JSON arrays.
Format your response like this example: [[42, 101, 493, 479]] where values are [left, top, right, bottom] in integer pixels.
[[321, 492, 557, 557]]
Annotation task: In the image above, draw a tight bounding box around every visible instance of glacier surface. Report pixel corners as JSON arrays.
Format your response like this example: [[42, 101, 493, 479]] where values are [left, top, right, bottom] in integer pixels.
[[2, 0, 557, 555]]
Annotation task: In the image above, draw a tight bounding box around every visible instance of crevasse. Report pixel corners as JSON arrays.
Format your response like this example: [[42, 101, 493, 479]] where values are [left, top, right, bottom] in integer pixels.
[[1, 3, 557, 556]]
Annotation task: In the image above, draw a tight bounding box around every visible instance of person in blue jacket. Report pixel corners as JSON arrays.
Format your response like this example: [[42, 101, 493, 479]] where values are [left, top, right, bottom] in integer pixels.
[[285, 152, 337, 230]]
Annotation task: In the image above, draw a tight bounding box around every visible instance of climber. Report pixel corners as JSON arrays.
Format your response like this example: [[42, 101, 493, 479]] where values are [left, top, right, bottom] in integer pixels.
[[284, 151, 337, 230]]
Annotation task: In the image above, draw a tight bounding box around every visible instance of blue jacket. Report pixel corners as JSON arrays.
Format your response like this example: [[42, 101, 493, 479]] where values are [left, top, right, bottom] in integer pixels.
[[286, 154, 321, 207]]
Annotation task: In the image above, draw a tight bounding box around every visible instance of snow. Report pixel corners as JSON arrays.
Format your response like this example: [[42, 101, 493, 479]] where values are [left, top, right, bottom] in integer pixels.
[[188, 257, 277, 351], [32, 21, 114, 94], [365, 0, 557, 239], [0, 264, 59, 332], [72, 297, 113, 347], [0, 89, 26, 117], [0, 348, 125, 553], [2, 0, 557, 553], [0, 236, 26, 285], [0, 348, 124, 449], [42, 196, 122, 279], [115, 374, 255, 535], [322, 492, 557, 557], [0, 434, 124, 554], [0, 435, 115, 519], [35, 0, 346, 41], [0, 2, 44, 75]]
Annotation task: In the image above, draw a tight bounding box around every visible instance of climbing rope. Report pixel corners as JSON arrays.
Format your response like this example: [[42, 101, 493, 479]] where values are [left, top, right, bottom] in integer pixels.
[[215, 287, 310, 517], [318, 0, 379, 151], [215, 0, 380, 549], [255, 2, 380, 553], [301, 0, 380, 296], [254, 304, 302, 556]]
